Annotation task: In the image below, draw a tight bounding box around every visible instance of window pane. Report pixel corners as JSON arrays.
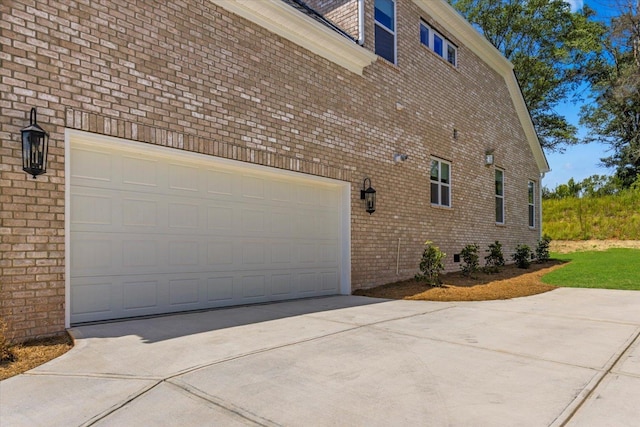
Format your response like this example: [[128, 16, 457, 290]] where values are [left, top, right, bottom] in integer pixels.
[[420, 23, 429, 47], [495, 170, 503, 196], [374, 0, 394, 31], [528, 182, 534, 204], [434, 34, 443, 56], [441, 186, 450, 206], [440, 162, 449, 184], [431, 183, 439, 204], [529, 205, 535, 227], [375, 25, 395, 63], [430, 160, 439, 181], [496, 197, 504, 223], [447, 45, 456, 66]]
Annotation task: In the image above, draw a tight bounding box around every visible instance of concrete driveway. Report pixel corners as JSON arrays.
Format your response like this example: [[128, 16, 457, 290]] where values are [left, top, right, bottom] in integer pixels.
[[2, 288, 640, 426]]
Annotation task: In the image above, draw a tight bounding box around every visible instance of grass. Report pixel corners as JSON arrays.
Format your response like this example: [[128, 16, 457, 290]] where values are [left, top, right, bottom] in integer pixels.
[[542, 189, 640, 240], [542, 248, 640, 290]]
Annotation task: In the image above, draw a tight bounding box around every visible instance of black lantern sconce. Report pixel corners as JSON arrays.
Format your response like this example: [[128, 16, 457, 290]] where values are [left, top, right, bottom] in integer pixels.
[[360, 177, 376, 215], [21, 108, 49, 178]]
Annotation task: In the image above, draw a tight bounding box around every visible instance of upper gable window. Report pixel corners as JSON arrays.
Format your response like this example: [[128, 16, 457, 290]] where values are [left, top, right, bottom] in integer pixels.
[[375, 0, 396, 64], [420, 21, 457, 67]]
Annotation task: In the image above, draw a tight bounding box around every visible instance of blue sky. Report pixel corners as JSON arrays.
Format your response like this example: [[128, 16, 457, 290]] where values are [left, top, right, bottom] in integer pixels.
[[542, 0, 618, 189]]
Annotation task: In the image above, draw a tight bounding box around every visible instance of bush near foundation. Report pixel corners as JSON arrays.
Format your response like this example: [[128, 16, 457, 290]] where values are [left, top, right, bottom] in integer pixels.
[[484, 240, 505, 273], [460, 243, 480, 277], [512, 244, 533, 269], [415, 241, 446, 287]]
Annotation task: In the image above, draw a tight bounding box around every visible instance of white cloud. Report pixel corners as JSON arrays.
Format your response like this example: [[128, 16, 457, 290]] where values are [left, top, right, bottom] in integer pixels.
[[564, 0, 583, 12]]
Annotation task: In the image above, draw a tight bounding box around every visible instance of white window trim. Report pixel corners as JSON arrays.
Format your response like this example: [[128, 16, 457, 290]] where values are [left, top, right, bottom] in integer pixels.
[[419, 20, 457, 67], [431, 158, 452, 208], [495, 168, 505, 225], [528, 180, 536, 228], [375, 0, 397, 64]]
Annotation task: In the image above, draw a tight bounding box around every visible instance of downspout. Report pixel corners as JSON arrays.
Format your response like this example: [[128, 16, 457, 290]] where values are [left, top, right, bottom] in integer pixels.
[[358, 0, 365, 45], [539, 172, 545, 239]]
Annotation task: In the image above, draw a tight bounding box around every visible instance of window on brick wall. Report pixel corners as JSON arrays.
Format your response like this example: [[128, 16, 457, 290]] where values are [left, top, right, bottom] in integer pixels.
[[495, 168, 505, 224], [528, 180, 536, 228], [420, 21, 457, 67], [375, 0, 396, 64], [431, 158, 451, 207]]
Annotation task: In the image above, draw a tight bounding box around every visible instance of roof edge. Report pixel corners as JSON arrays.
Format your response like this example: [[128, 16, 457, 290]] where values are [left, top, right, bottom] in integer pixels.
[[413, 0, 549, 173], [209, 0, 377, 75]]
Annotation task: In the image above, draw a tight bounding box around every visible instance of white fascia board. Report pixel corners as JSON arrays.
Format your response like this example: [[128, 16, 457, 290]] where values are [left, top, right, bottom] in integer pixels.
[[413, 0, 550, 173], [210, 0, 377, 75], [506, 73, 551, 173]]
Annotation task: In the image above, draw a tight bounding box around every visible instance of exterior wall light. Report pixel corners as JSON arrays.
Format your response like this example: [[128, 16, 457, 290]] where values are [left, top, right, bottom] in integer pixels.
[[21, 108, 49, 178], [485, 150, 494, 166], [393, 153, 408, 162], [360, 177, 376, 215]]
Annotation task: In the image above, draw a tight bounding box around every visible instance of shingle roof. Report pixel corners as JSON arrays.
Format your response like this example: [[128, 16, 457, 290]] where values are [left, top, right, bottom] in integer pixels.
[[280, 0, 358, 43]]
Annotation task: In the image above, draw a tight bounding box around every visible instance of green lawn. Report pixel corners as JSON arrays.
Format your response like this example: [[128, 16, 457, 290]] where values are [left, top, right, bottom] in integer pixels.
[[542, 248, 640, 290]]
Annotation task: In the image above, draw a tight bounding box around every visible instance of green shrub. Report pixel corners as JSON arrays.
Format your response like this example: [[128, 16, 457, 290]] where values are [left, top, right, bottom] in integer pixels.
[[415, 241, 446, 287], [535, 235, 552, 263], [484, 240, 505, 273], [460, 243, 480, 277], [512, 244, 532, 269]]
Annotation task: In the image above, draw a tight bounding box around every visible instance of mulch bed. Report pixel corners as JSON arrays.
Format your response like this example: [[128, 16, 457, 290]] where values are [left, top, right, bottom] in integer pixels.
[[353, 260, 566, 302]]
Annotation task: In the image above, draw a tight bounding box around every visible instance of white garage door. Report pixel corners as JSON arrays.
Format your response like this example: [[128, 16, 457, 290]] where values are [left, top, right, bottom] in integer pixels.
[[68, 133, 348, 324]]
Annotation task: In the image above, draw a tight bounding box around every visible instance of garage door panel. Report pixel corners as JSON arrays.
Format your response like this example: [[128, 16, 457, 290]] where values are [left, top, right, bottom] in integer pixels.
[[297, 272, 319, 294], [122, 156, 159, 187], [271, 274, 293, 296], [71, 280, 113, 316], [70, 138, 345, 324], [207, 276, 234, 302], [123, 280, 160, 310], [271, 179, 292, 202], [71, 148, 113, 182], [71, 238, 112, 272], [122, 239, 159, 268], [168, 163, 200, 192], [168, 203, 200, 229], [122, 198, 159, 227], [242, 241, 266, 266], [206, 169, 235, 196], [71, 194, 113, 226], [241, 275, 267, 299], [169, 278, 201, 306]]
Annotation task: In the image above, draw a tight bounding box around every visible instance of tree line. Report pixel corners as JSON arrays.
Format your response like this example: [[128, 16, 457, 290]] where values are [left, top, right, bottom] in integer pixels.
[[542, 174, 640, 199], [448, 0, 640, 189]]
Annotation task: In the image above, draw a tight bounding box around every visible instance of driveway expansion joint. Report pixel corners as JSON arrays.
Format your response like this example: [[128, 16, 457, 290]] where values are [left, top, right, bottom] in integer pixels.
[[551, 327, 640, 427]]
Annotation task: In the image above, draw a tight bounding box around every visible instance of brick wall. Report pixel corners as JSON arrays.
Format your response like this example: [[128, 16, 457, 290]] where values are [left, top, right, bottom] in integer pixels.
[[306, 0, 360, 40], [0, 0, 542, 341]]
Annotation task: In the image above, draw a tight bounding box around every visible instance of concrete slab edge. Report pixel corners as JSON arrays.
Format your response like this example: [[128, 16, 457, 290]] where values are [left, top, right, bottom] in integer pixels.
[[549, 327, 640, 427]]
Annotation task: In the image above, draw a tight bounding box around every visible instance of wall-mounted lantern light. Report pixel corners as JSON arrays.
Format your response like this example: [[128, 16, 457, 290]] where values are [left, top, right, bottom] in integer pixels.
[[360, 177, 376, 215], [485, 150, 494, 166], [21, 108, 49, 178]]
